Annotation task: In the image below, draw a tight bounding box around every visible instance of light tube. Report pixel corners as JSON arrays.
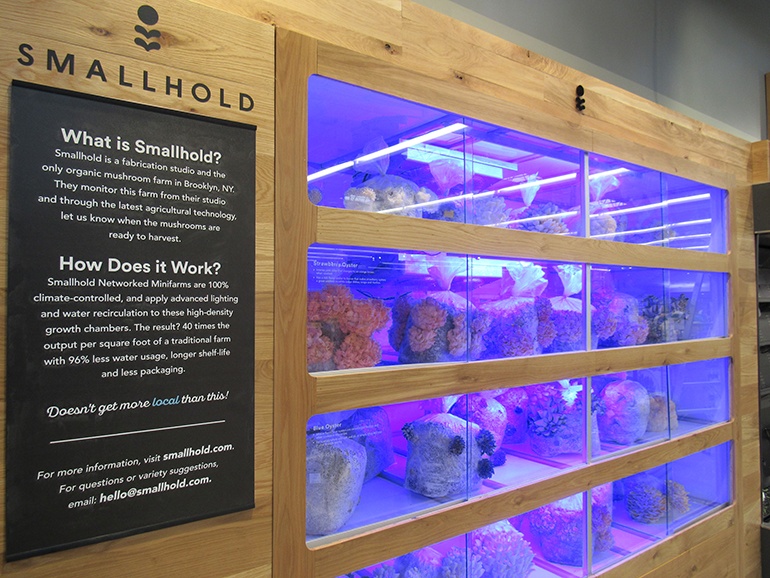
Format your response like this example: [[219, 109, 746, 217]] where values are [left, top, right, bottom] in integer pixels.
[[377, 167, 630, 215], [495, 210, 578, 228], [600, 193, 711, 218], [591, 219, 711, 240], [307, 122, 468, 182], [642, 233, 713, 246]]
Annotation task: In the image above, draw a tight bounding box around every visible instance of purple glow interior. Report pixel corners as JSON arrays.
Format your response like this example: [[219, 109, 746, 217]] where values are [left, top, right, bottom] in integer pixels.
[[308, 75, 727, 251]]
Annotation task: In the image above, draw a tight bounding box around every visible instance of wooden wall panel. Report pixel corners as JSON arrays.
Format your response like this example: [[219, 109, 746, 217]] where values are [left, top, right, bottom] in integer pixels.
[[0, 1, 274, 576], [733, 178, 761, 577], [753, 140, 770, 184], [640, 526, 738, 578], [0, 0, 762, 576]]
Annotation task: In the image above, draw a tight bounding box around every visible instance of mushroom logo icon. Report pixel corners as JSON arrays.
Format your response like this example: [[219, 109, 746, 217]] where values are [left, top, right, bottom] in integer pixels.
[[135, 5, 161, 51]]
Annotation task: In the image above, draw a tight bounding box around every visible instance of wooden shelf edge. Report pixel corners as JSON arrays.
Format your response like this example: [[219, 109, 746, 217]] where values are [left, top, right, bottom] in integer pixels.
[[311, 422, 733, 577], [313, 338, 732, 414], [314, 206, 730, 272]]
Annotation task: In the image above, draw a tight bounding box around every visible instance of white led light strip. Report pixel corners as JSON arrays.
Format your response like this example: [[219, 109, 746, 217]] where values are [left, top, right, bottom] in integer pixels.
[[307, 122, 468, 182]]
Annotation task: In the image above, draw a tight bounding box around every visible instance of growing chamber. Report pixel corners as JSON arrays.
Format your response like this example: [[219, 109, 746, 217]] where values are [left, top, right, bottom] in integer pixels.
[[304, 73, 732, 574], [307, 75, 727, 253], [334, 442, 731, 577], [305, 358, 729, 543]]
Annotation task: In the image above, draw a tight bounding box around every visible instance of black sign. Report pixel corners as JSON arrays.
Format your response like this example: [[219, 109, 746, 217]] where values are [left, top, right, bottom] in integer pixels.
[[6, 82, 255, 560]]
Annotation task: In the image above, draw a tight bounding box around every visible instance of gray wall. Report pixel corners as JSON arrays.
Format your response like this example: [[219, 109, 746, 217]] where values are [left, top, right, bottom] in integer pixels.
[[417, 0, 770, 142]]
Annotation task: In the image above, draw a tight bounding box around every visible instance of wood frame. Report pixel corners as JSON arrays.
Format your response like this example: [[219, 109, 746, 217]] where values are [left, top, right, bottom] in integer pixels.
[[274, 18, 759, 578], [0, 0, 762, 576]]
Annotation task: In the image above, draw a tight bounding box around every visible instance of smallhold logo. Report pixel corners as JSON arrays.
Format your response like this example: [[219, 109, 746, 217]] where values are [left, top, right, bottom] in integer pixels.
[[135, 5, 161, 52], [15, 1, 256, 114]]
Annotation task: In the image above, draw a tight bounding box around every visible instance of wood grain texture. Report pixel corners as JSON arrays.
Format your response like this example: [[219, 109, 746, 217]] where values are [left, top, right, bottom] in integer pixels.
[[0, 1, 274, 577], [273, 28, 317, 578], [639, 526, 738, 578], [194, 0, 404, 61], [315, 206, 730, 272], [315, 40, 740, 190], [2, 0, 270, 87], [313, 338, 733, 414], [0, 32, 273, 129], [752, 140, 770, 184], [730, 177, 761, 577], [1, 0, 761, 575]]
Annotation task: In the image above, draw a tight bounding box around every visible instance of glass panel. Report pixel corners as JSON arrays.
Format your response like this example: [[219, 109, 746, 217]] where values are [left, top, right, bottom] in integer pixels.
[[307, 245, 470, 370], [666, 442, 732, 534], [591, 265, 664, 349], [520, 492, 588, 574], [592, 367, 670, 460], [308, 75, 470, 221], [587, 154, 727, 253], [482, 381, 589, 496], [308, 75, 727, 253], [465, 119, 584, 235], [333, 444, 731, 573], [596, 465, 669, 573], [335, 534, 465, 577], [338, 520, 544, 577], [669, 358, 730, 438], [306, 397, 471, 542], [592, 359, 731, 461], [591, 266, 727, 349], [659, 270, 727, 342], [308, 246, 593, 371], [470, 258, 586, 360]]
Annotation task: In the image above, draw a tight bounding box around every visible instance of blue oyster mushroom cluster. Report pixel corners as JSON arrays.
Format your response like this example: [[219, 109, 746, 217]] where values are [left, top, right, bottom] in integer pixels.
[[526, 381, 602, 458], [306, 406, 395, 535], [395, 547, 442, 578], [449, 394, 508, 448], [622, 472, 690, 524], [475, 429, 496, 455], [528, 483, 613, 566], [448, 435, 465, 455], [440, 547, 485, 578], [597, 379, 650, 445], [640, 293, 690, 343], [403, 415, 505, 498]]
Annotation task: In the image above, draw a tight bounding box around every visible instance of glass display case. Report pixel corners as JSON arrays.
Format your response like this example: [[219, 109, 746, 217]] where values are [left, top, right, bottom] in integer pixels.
[[308, 244, 726, 371], [308, 75, 727, 253], [592, 357, 730, 460], [306, 386, 588, 543], [306, 356, 730, 543], [586, 154, 727, 252], [595, 442, 732, 573], [591, 266, 727, 349], [336, 443, 731, 577], [298, 71, 733, 577]]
